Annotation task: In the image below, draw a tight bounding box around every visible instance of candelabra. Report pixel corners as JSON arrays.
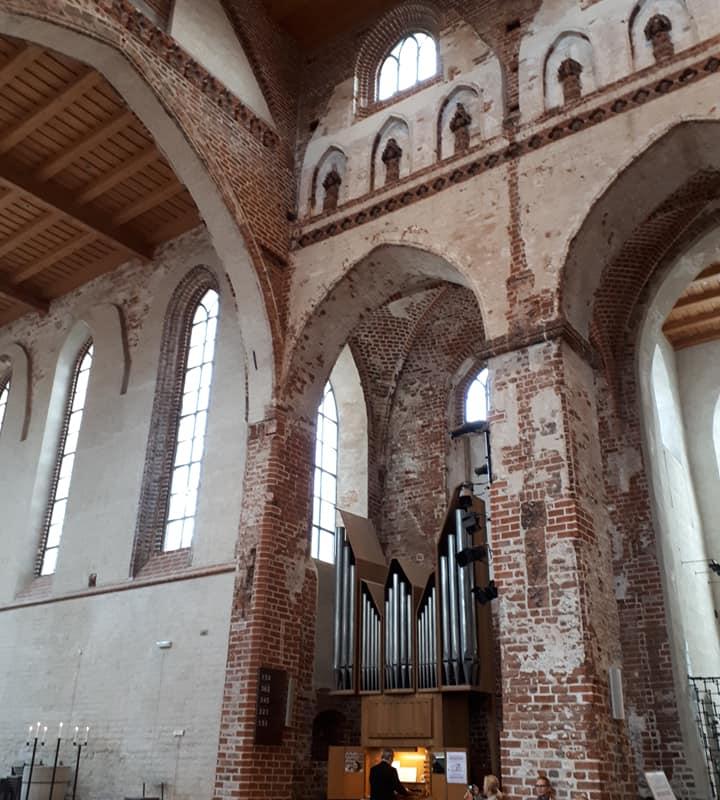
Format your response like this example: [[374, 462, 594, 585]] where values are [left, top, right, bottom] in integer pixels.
[[24, 721, 89, 800]]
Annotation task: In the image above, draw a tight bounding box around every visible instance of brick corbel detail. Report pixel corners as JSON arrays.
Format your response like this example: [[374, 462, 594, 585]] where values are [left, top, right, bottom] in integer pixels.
[[214, 407, 317, 800]]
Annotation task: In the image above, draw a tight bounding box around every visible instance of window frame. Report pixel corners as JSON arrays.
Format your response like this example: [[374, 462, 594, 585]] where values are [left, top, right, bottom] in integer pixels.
[[0, 371, 10, 437], [162, 287, 220, 553], [37, 339, 94, 576], [465, 367, 490, 424], [376, 31, 439, 103], [311, 381, 338, 563], [131, 267, 220, 575]]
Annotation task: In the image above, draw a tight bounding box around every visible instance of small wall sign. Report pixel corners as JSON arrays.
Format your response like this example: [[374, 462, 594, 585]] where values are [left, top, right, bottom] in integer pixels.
[[254, 667, 288, 745]]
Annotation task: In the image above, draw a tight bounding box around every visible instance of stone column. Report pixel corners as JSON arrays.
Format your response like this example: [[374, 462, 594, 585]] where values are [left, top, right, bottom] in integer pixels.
[[488, 337, 635, 800], [213, 407, 318, 800]]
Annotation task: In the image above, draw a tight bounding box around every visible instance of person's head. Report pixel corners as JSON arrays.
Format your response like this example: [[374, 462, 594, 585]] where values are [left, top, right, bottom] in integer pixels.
[[535, 775, 554, 798], [381, 749, 394, 764], [484, 775, 501, 796]]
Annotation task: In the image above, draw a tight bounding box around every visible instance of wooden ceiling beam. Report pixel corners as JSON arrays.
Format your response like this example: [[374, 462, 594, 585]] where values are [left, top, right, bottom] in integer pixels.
[[76, 145, 159, 205], [675, 285, 720, 310], [696, 262, 720, 281], [671, 327, 720, 350], [36, 109, 134, 181], [0, 70, 102, 155], [10, 232, 97, 284], [112, 179, 183, 226], [0, 44, 42, 87], [664, 308, 720, 334], [0, 210, 62, 260], [0, 272, 48, 313], [0, 154, 153, 260]]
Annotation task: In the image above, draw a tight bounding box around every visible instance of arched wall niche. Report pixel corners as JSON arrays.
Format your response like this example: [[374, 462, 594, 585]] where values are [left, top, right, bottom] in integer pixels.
[[280, 243, 477, 423], [0, 9, 273, 424], [310, 146, 349, 216], [0, 342, 30, 443], [436, 84, 482, 160], [543, 31, 597, 109], [370, 115, 412, 191], [629, 0, 696, 69]]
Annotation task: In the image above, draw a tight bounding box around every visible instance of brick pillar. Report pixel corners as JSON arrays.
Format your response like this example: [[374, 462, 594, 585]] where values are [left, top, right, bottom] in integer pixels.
[[488, 338, 635, 800], [214, 408, 317, 800]]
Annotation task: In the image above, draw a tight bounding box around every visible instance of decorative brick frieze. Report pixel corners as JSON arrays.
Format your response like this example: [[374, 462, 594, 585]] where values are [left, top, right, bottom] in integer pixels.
[[293, 41, 720, 250]]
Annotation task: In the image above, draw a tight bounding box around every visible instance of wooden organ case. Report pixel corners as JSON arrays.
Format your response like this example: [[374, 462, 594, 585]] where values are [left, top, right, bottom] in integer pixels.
[[328, 492, 498, 800]]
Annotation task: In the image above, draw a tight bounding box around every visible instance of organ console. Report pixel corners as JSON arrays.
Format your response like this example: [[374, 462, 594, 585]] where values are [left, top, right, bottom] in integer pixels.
[[327, 489, 497, 799]]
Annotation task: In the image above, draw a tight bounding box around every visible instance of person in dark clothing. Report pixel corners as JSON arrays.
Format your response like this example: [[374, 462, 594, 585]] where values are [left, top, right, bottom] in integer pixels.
[[369, 749, 409, 800]]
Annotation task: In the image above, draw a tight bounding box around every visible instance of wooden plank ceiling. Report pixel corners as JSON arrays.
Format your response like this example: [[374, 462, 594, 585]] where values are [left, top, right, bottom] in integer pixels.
[[260, 0, 401, 47], [0, 35, 201, 327], [663, 263, 720, 350]]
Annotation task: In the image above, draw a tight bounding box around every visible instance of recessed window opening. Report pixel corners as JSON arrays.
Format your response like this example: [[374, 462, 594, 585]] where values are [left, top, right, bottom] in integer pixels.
[[465, 367, 489, 423], [40, 342, 94, 576], [0, 373, 9, 436], [378, 32, 437, 101], [164, 288, 219, 552], [312, 382, 338, 563]]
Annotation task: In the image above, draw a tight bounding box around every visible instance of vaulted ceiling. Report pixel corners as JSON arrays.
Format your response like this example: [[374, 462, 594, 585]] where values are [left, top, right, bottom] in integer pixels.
[[0, 34, 201, 327]]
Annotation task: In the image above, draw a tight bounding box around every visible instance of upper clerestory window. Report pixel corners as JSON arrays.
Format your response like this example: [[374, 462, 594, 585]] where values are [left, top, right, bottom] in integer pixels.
[[377, 32, 438, 102]]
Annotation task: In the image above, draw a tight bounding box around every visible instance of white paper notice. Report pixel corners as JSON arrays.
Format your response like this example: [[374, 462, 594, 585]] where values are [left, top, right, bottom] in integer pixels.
[[446, 751, 467, 785], [644, 772, 676, 800]]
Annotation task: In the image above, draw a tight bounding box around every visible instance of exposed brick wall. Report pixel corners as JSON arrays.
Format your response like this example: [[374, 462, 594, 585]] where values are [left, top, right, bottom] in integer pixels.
[[220, 0, 302, 147]]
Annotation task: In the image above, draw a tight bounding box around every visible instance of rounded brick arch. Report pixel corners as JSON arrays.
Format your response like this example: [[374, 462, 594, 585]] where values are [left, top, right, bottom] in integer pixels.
[[354, 1, 442, 110], [280, 244, 479, 421], [0, 3, 276, 422], [561, 120, 720, 396]]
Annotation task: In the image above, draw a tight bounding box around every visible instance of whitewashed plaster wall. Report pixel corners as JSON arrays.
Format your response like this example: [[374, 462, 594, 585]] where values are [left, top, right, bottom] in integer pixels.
[[0, 227, 246, 799], [169, 0, 273, 124], [637, 224, 720, 799]]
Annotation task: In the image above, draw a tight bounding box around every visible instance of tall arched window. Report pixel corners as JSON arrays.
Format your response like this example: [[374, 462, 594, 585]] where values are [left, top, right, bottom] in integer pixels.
[[312, 382, 338, 563], [378, 32, 437, 101], [0, 373, 9, 436], [164, 288, 219, 551], [39, 341, 93, 576], [465, 367, 489, 423]]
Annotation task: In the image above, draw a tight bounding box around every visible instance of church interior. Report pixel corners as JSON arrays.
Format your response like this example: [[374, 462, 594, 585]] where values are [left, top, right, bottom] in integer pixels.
[[0, 0, 719, 798]]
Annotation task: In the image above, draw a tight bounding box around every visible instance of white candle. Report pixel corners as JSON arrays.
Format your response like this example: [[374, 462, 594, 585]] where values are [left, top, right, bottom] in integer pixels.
[[57, 722, 63, 740], [42, 726, 47, 744], [35, 722, 41, 738], [27, 725, 32, 741], [84, 726, 89, 745], [73, 726, 79, 745]]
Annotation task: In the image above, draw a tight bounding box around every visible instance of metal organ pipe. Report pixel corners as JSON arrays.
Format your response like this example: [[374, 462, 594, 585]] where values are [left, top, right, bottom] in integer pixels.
[[455, 510, 471, 685], [447, 532, 461, 684], [406, 590, 413, 687], [440, 556, 451, 685], [332, 528, 345, 689], [347, 562, 356, 686], [428, 587, 437, 688], [384, 598, 391, 689], [399, 580, 408, 688]]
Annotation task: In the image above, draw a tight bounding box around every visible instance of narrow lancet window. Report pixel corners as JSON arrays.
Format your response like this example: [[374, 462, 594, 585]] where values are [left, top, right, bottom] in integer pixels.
[[40, 342, 94, 576], [465, 367, 489, 423], [0, 374, 9, 436], [163, 289, 219, 551], [311, 382, 338, 563]]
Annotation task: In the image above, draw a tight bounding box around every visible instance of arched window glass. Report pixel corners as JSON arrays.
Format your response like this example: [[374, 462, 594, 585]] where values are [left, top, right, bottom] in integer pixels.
[[378, 32, 437, 101], [40, 342, 94, 576], [164, 289, 219, 552], [312, 382, 338, 563], [0, 374, 10, 436], [465, 367, 489, 423]]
